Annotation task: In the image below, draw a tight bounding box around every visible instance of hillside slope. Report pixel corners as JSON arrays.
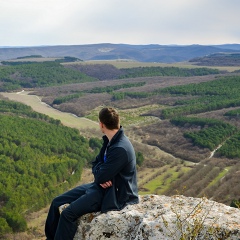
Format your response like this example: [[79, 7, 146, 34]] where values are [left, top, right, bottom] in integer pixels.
[[0, 99, 97, 235]]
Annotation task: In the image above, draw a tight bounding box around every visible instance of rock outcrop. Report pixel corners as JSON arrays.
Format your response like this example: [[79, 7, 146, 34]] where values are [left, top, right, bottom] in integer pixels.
[[73, 195, 240, 240]]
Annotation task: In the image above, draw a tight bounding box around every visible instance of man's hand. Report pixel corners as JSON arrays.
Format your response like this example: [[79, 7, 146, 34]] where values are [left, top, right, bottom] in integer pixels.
[[100, 180, 112, 189]]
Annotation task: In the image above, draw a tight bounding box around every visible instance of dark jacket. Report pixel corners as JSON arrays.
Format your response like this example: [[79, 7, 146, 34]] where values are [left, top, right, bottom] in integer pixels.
[[92, 127, 139, 212]]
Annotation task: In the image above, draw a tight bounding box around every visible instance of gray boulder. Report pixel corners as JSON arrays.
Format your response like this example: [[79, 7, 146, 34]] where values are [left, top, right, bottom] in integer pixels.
[[73, 195, 240, 240]]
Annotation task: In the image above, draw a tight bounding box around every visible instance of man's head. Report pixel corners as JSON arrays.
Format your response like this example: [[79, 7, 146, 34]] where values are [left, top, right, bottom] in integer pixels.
[[99, 107, 120, 130]]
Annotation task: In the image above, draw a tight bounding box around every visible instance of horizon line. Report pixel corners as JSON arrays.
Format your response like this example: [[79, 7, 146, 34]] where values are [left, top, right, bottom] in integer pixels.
[[0, 43, 240, 48]]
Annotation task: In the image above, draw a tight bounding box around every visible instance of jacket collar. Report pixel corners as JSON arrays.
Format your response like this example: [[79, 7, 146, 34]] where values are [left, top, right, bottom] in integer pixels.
[[102, 126, 123, 146]]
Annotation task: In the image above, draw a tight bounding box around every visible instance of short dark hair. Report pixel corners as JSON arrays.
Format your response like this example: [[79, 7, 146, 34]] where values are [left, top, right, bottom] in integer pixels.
[[99, 107, 120, 130]]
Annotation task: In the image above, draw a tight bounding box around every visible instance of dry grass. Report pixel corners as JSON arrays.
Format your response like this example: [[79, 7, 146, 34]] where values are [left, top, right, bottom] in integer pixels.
[[63, 60, 240, 72], [0, 91, 99, 130]]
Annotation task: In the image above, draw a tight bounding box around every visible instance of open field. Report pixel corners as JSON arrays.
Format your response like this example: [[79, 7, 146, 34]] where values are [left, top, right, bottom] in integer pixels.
[[138, 164, 192, 195], [4, 57, 240, 72], [0, 91, 99, 131], [64, 60, 240, 72]]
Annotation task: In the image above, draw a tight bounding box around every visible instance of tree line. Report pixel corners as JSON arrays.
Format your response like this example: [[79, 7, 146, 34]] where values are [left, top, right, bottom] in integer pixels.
[[217, 131, 240, 158], [159, 76, 240, 119], [224, 108, 240, 118], [189, 53, 240, 66], [118, 66, 220, 78], [2, 56, 81, 65], [170, 115, 240, 159], [171, 116, 237, 151], [0, 99, 61, 124], [111, 75, 240, 119], [0, 62, 95, 91], [52, 82, 145, 105], [0, 63, 221, 92]]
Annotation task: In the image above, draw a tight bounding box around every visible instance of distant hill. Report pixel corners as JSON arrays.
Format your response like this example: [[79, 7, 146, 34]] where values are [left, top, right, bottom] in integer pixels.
[[0, 43, 240, 63], [189, 52, 240, 66]]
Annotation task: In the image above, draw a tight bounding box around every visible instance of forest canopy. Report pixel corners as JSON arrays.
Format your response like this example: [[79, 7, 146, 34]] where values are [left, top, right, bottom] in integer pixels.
[[0, 99, 144, 235], [118, 66, 220, 78], [0, 62, 95, 91], [0, 99, 96, 234]]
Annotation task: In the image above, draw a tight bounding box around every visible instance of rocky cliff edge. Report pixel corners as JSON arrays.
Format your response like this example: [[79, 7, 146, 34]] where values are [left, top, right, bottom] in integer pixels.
[[73, 195, 240, 240]]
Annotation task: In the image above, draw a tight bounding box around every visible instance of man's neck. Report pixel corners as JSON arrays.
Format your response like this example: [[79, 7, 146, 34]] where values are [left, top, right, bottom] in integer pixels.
[[105, 129, 119, 141]]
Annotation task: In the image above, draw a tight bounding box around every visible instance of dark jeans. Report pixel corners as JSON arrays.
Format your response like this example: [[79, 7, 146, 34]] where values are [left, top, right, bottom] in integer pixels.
[[45, 182, 104, 240]]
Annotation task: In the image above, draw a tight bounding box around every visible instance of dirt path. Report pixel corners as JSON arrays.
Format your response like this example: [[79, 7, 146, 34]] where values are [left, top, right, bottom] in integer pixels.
[[209, 144, 223, 158]]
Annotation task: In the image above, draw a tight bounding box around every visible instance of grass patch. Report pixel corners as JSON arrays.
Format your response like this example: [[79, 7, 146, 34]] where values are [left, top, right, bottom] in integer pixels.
[[207, 167, 231, 187], [65, 60, 240, 72], [138, 167, 167, 189], [139, 165, 191, 195]]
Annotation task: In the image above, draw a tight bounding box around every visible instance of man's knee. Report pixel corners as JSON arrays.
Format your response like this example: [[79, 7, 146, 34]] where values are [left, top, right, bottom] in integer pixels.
[[61, 205, 78, 223], [52, 194, 65, 208]]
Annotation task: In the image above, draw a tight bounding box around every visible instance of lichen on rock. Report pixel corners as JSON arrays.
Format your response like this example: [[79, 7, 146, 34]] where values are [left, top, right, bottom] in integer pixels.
[[72, 195, 240, 240]]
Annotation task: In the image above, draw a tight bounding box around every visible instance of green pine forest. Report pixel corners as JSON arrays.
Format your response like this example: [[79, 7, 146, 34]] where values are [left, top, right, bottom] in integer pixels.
[[112, 75, 240, 158], [0, 100, 98, 234], [0, 62, 95, 91]]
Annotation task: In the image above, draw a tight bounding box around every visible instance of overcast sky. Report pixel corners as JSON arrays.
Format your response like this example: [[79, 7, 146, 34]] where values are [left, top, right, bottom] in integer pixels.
[[0, 0, 239, 46]]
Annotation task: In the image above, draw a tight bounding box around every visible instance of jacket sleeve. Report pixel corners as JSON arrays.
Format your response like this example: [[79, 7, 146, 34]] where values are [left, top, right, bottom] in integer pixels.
[[93, 147, 128, 184], [92, 155, 102, 173], [92, 140, 107, 173]]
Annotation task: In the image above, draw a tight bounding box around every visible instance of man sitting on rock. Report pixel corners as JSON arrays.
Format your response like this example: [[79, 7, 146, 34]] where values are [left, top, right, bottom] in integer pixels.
[[45, 107, 139, 240]]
